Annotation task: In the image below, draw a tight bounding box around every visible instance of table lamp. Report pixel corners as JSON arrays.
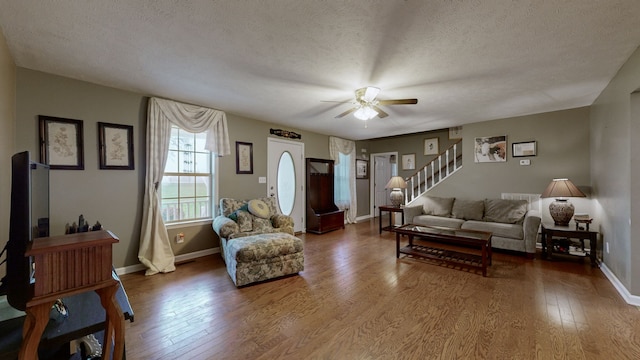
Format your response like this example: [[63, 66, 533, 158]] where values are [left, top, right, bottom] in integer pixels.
[[385, 176, 407, 207], [540, 178, 586, 226]]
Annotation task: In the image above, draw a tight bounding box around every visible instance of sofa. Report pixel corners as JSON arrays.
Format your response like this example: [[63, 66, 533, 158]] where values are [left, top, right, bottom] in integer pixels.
[[403, 196, 541, 257], [212, 197, 304, 286]]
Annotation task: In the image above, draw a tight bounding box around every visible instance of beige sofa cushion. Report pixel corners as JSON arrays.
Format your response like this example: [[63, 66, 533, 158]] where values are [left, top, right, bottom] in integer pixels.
[[423, 196, 455, 216], [451, 199, 484, 220], [483, 199, 528, 224]]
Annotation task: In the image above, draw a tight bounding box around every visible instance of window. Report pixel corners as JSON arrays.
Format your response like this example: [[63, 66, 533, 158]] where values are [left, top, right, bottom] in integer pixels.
[[334, 152, 351, 209], [160, 125, 215, 223]]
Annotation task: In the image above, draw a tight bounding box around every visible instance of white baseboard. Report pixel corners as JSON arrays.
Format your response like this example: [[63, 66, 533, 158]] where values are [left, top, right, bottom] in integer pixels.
[[356, 214, 372, 222], [599, 262, 640, 306], [114, 247, 220, 275]]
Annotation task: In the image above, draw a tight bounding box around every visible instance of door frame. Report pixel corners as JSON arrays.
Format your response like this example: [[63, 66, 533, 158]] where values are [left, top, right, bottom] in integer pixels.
[[369, 151, 398, 217], [267, 137, 305, 233]]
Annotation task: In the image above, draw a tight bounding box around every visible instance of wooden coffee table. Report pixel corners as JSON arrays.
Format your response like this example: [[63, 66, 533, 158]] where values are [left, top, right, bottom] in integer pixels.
[[393, 224, 493, 276]]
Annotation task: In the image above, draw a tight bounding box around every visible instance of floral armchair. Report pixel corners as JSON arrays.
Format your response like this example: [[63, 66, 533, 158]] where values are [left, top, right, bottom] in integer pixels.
[[212, 197, 295, 260]]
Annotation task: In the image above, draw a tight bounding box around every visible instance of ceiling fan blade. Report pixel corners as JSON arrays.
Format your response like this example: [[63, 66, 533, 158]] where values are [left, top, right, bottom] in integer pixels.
[[377, 99, 418, 105], [335, 107, 357, 118], [373, 106, 389, 118], [320, 100, 353, 103]]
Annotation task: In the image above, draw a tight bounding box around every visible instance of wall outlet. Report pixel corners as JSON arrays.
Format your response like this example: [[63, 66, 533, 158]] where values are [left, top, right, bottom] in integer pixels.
[[176, 233, 185, 244], [519, 159, 531, 166]]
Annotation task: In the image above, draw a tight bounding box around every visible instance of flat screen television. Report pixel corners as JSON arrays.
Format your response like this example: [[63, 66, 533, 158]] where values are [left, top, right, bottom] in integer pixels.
[[0, 151, 49, 311]]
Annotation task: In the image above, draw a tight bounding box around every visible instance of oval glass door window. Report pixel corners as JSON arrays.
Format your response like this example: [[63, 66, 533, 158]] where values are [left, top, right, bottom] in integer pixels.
[[277, 151, 295, 215]]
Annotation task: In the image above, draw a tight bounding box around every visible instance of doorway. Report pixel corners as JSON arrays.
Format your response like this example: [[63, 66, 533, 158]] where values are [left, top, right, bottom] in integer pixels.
[[267, 138, 305, 233], [369, 152, 398, 217]]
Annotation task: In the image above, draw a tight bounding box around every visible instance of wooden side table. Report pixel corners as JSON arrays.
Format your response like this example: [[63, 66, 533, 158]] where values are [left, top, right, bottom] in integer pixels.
[[541, 223, 598, 267], [21, 230, 124, 360], [379, 205, 405, 234]]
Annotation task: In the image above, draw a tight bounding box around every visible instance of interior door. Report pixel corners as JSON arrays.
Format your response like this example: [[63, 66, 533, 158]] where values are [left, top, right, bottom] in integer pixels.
[[374, 155, 392, 213], [267, 138, 305, 233]]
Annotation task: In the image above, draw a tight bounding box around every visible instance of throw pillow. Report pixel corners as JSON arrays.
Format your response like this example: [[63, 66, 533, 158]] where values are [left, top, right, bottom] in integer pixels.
[[483, 199, 528, 224], [248, 199, 270, 219], [451, 199, 484, 220], [236, 210, 253, 232], [228, 203, 249, 221], [423, 196, 455, 216]]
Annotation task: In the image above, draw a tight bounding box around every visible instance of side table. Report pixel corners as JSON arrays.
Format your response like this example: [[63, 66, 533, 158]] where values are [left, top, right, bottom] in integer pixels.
[[379, 205, 405, 234], [541, 222, 598, 267]]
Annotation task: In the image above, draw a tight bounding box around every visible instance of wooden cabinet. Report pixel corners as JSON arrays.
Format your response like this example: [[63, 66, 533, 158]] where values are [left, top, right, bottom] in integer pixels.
[[306, 158, 344, 234]]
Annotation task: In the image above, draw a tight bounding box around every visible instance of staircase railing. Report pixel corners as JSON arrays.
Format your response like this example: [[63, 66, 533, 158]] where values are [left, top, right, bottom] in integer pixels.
[[404, 139, 463, 205]]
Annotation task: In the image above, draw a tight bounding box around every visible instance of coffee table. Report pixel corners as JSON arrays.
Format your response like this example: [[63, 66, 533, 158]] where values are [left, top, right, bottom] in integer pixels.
[[393, 224, 493, 276]]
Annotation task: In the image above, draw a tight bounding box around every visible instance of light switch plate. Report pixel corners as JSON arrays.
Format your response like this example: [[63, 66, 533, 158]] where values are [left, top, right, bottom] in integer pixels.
[[519, 159, 531, 166], [258, 176, 266, 183]]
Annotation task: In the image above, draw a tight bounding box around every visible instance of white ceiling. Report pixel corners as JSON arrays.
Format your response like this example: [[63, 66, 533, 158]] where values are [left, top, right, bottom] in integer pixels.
[[2, 1, 640, 140]]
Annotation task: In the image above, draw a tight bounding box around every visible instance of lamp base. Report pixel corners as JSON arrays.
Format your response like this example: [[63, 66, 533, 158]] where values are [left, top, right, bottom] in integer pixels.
[[389, 190, 403, 207], [549, 199, 574, 226]]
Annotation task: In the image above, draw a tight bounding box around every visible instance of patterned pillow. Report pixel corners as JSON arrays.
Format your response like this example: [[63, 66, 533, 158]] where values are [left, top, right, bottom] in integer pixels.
[[236, 210, 253, 232], [248, 199, 270, 219]]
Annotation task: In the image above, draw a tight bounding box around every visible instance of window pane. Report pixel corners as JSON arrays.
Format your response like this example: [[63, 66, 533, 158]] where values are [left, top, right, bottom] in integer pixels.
[[161, 198, 179, 221], [178, 151, 192, 173], [180, 198, 195, 220], [179, 176, 195, 197], [194, 152, 210, 173], [160, 176, 179, 199], [195, 197, 210, 218], [195, 176, 210, 196], [178, 130, 194, 151], [277, 151, 295, 215], [165, 150, 179, 172]]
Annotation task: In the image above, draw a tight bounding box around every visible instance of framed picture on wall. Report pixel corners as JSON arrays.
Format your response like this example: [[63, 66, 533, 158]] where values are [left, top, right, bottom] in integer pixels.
[[512, 141, 537, 157], [356, 159, 368, 179], [38, 115, 85, 170], [236, 141, 253, 174], [449, 126, 462, 139], [98, 122, 134, 170], [424, 138, 439, 155], [474, 135, 507, 163], [402, 153, 416, 170]]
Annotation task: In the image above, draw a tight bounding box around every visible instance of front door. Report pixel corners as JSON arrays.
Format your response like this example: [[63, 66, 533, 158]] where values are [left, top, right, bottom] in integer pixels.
[[267, 138, 305, 233]]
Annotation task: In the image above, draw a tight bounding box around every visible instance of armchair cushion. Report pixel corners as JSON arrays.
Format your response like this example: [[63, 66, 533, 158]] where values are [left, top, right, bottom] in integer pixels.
[[237, 210, 253, 232]]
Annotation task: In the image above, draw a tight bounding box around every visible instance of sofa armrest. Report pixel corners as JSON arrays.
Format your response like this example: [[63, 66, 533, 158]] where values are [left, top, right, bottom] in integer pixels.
[[403, 205, 423, 224], [271, 214, 294, 230], [523, 209, 542, 253], [213, 216, 239, 239]]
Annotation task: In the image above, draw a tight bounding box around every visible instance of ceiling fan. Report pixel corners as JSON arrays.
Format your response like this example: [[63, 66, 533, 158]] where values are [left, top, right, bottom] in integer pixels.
[[334, 87, 418, 120]]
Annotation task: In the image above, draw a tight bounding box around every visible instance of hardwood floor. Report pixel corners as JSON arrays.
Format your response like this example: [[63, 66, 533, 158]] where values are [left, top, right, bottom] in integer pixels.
[[120, 219, 640, 359]]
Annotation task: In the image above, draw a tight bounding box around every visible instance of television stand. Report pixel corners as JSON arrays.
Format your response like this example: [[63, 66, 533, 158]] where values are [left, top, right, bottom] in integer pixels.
[[20, 230, 126, 360]]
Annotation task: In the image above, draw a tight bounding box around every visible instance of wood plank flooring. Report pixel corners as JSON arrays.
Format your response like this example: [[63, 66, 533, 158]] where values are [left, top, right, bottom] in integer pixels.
[[120, 219, 640, 359]]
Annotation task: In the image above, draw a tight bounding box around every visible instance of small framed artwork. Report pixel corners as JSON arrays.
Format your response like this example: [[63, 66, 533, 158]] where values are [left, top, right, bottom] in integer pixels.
[[236, 141, 253, 174], [38, 115, 85, 170], [449, 126, 462, 139], [402, 153, 416, 170], [98, 122, 134, 170], [424, 138, 439, 155], [512, 141, 537, 157], [474, 135, 507, 163], [356, 159, 368, 179]]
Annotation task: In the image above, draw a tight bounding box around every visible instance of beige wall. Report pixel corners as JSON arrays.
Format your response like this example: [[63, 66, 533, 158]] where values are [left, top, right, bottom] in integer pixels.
[[591, 45, 640, 295], [0, 28, 15, 280], [14, 68, 332, 268]]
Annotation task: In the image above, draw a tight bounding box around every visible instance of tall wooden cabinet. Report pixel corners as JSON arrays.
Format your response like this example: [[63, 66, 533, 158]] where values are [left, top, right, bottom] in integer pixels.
[[306, 158, 345, 234]]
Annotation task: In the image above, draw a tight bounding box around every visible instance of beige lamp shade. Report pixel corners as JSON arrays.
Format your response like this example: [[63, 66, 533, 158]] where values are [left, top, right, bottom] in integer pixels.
[[541, 178, 586, 226], [385, 176, 407, 207]]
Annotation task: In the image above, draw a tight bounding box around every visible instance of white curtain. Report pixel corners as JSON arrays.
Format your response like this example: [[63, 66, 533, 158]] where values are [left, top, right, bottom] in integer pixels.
[[138, 97, 230, 275], [329, 136, 357, 223]]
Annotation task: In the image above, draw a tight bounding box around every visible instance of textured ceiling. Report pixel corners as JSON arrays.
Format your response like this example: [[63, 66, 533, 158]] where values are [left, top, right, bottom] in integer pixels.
[[1, 1, 640, 140]]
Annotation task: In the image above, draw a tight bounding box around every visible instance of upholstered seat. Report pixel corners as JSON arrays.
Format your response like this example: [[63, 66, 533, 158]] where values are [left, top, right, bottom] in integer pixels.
[[212, 197, 303, 286]]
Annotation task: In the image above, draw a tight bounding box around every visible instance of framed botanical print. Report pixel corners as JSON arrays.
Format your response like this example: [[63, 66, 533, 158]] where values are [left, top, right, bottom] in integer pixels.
[[356, 159, 368, 179], [424, 138, 439, 155], [236, 141, 253, 174], [98, 122, 134, 170], [402, 153, 416, 170], [38, 115, 85, 170]]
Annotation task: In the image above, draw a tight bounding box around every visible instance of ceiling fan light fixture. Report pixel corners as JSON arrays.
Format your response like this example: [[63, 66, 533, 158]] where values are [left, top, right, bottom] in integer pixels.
[[363, 86, 380, 102], [354, 105, 378, 120]]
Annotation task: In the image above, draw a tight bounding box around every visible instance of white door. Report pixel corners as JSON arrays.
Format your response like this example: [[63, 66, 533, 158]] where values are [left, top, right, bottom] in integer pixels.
[[267, 138, 305, 233], [370, 152, 397, 217]]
